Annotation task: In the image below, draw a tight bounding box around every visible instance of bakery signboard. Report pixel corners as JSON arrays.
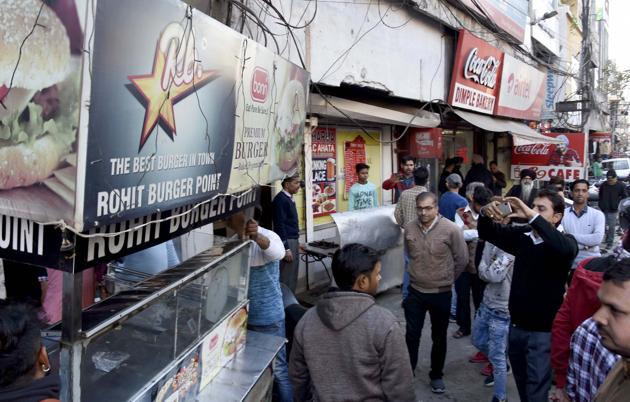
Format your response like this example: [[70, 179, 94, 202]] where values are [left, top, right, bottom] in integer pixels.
[[0, 0, 308, 235], [448, 30, 503, 115]]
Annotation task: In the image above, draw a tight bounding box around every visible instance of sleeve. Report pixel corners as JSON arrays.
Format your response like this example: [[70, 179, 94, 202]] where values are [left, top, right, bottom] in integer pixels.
[[529, 215, 578, 260], [477, 248, 514, 283], [379, 322, 416, 402], [165, 240, 181, 267], [260, 230, 286, 263], [451, 226, 469, 279], [455, 213, 478, 242], [394, 198, 404, 225], [348, 186, 356, 211], [382, 177, 396, 190], [551, 271, 580, 389], [288, 321, 312, 402], [496, 173, 507, 189], [272, 197, 289, 248], [477, 215, 521, 255], [568, 212, 605, 247]]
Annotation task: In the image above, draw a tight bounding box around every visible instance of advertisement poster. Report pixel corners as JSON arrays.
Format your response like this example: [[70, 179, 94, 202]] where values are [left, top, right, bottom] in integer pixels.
[[311, 128, 337, 217], [228, 40, 309, 193], [343, 136, 367, 199], [511, 132, 587, 181], [411, 128, 443, 158], [459, 0, 528, 43], [0, 0, 84, 226], [495, 53, 546, 121], [448, 30, 503, 115]]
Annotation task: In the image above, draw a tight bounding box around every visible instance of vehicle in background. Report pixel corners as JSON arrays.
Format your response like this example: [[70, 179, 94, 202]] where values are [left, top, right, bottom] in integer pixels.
[[588, 178, 602, 201], [602, 158, 630, 180]]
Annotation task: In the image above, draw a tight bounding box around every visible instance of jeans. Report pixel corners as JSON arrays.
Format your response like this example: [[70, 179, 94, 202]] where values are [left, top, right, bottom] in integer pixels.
[[248, 320, 293, 402], [404, 287, 451, 380], [402, 250, 410, 299], [605, 212, 618, 246], [508, 326, 552, 402], [455, 272, 486, 334], [472, 304, 510, 400], [280, 238, 299, 292]]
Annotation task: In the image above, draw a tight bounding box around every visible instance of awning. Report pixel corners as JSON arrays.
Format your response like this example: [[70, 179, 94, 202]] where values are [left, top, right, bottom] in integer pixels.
[[310, 94, 441, 128], [453, 109, 564, 146]]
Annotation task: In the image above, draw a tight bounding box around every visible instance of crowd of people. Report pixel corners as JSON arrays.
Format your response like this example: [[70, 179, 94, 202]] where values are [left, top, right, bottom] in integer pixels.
[[4, 155, 630, 402]]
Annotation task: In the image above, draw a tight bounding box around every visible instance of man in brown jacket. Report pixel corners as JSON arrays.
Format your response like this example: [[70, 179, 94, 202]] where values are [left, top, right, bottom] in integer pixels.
[[404, 192, 468, 394]]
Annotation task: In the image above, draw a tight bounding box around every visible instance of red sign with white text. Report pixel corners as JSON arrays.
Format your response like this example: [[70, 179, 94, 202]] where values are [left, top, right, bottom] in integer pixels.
[[448, 30, 503, 115], [408, 128, 443, 158], [511, 132, 587, 180]]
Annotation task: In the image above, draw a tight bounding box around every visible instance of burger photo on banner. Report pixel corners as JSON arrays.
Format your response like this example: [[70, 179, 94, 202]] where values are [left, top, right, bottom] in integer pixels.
[[0, 0, 84, 223]]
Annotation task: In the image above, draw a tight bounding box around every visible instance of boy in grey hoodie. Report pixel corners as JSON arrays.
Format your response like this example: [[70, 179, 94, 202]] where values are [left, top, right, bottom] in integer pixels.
[[289, 244, 415, 402]]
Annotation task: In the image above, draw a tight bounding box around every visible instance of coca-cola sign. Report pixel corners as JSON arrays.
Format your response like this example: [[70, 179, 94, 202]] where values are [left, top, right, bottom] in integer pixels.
[[511, 132, 587, 181], [448, 30, 504, 114], [464, 48, 500, 89]]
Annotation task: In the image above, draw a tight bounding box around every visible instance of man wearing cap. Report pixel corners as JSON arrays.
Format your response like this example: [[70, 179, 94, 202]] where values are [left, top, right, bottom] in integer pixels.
[[438, 173, 468, 222], [273, 175, 302, 292], [507, 169, 539, 208], [599, 169, 628, 249]]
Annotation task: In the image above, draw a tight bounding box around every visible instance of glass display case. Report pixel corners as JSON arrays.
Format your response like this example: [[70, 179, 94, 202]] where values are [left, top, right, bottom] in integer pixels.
[[50, 238, 251, 402]]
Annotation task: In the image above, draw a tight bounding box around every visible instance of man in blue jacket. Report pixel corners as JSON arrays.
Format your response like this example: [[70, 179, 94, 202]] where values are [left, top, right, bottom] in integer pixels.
[[273, 175, 302, 292]]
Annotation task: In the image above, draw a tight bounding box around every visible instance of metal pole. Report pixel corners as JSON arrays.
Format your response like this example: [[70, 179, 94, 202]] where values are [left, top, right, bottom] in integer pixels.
[[580, 0, 591, 134]]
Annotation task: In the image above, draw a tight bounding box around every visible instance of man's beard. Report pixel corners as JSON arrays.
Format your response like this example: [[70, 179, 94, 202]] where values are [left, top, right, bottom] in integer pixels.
[[521, 182, 533, 201]]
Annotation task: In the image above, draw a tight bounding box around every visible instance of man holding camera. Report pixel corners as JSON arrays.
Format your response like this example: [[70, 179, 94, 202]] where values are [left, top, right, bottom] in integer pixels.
[[478, 190, 578, 402]]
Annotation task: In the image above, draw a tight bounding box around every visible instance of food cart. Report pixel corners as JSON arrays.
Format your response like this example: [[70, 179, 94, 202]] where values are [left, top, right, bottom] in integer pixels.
[[0, 0, 309, 400]]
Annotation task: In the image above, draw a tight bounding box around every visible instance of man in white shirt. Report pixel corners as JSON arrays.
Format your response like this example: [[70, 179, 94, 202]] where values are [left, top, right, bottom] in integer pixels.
[[561, 179, 605, 280]]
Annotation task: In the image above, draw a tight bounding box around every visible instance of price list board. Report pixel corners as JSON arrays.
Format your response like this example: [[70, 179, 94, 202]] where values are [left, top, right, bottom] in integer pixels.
[[311, 128, 337, 217], [343, 136, 367, 199]]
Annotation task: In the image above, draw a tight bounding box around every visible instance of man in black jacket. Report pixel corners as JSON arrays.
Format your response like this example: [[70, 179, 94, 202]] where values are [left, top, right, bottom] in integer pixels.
[[599, 169, 628, 249], [438, 158, 456, 195], [462, 154, 493, 195], [489, 160, 507, 196], [479, 189, 578, 402], [272, 175, 302, 292]]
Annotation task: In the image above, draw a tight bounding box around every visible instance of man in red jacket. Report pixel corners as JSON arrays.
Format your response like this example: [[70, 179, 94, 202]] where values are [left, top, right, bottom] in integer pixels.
[[550, 198, 630, 401]]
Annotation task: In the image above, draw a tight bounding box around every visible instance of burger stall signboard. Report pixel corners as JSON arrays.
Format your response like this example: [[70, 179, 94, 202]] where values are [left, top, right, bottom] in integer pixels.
[[0, 0, 308, 267], [448, 30, 503, 115], [511, 132, 588, 181]]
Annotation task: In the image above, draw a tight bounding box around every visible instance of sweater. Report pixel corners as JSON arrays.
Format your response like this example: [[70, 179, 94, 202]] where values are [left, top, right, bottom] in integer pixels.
[[561, 206, 605, 269], [478, 215, 578, 332], [348, 182, 378, 210], [551, 255, 611, 388], [594, 359, 630, 402], [289, 291, 415, 402], [478, 243, 514, 312], [272, 191, 299, 247], [598, 181, 628, 212], [404, 217, 468, 292]]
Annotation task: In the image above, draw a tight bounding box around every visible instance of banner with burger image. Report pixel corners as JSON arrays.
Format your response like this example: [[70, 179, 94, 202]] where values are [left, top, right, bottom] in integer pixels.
[[0, 0, 85, 225], [227, 38, 309, 193]]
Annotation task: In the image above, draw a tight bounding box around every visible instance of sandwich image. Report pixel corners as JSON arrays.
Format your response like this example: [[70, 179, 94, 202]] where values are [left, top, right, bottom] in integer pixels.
[[274, 79, 306, 172], [0, 0, 78, 190], [223, 306, 248, 357]]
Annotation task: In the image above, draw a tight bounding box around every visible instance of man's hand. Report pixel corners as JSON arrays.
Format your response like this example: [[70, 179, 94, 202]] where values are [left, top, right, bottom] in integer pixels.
[[550, 387, 570, 402], [505, 196, 537, 221], [245, 219, 259, 240], [388, 173, 400, 183], [284, 249, 294, 262], [481, 201, 508, 222]]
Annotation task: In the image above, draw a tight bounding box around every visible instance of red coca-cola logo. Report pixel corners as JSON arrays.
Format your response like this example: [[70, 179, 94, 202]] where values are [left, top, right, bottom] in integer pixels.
[[464, 48, 500, 89], [513, 144, 552, 155], [251, 67, 269, 103]]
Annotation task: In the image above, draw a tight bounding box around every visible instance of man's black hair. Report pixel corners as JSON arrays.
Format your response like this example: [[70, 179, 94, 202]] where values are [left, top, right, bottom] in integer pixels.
[[400, 155, 414, 165], [489, 160, 498, 166], [413, 166, 429, 186], [536, 188, 565, 215], [444, 158, 455, 167], [570, 179, 590, 191], [453, 156, 464, 164], [0, 301, 42, 386], [603, 258, 630, 286], [607, 169, 618, 178], [331, 244, 381, 290], [416, 191, 437, 205], [355, 163, 370, 174], [281, 175, 300, 188], [472, 186, 494, 207]]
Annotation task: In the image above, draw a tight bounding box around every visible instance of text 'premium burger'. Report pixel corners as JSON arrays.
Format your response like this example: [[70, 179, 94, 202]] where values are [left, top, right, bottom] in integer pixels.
[[0, 0, 78, 191]]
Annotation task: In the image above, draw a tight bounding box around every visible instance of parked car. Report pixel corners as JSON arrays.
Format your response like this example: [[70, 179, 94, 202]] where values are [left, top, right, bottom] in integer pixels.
[[602, 158, 630, 180]]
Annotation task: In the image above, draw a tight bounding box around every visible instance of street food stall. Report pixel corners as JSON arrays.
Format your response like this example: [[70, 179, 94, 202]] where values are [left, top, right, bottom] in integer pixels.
[[0, 0, 309, 400]]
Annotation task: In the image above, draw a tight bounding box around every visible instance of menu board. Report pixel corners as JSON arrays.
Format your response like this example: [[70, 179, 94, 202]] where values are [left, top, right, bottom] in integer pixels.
[[343, 136, 367, 199], [311, 128, 337, 217]]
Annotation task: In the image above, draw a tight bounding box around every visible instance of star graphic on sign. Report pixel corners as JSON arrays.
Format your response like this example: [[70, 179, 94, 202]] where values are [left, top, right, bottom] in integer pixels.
[[128, 45, 219, 151]]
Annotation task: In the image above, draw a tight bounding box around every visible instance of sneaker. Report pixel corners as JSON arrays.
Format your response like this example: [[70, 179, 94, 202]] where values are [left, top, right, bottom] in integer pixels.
[[484, 375, 494, 387], [481, 363, 493, 377], [430, 378, 446, 394], [469, 351, 489, 363], [491, 397, 507, 402]]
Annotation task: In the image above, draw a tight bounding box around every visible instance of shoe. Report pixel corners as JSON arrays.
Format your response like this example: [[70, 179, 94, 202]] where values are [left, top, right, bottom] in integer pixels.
[[491, 397, 507, 402], [430, 378, 446, 394], [484, 375, 494, 387], [469, 351, 489, 363], [452, 329, 470, 339], [481, 363, 493, 377]]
